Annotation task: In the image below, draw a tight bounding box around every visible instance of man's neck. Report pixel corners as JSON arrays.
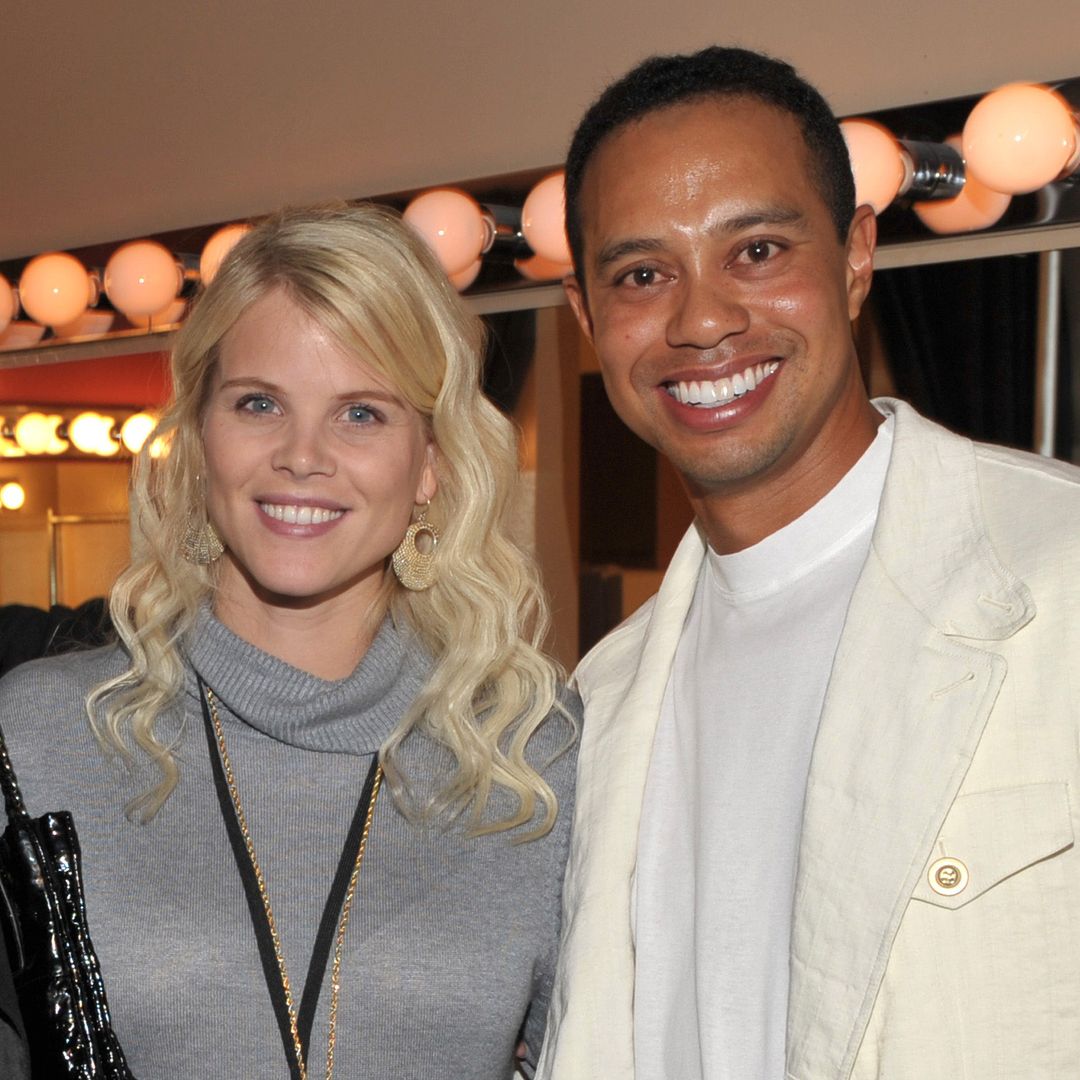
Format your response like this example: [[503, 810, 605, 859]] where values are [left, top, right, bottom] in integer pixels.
[[693, 396, 884, 555]]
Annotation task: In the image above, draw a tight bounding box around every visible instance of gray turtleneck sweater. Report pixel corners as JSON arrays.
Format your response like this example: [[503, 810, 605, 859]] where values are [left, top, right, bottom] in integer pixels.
[[0, 610, 579, 1079]]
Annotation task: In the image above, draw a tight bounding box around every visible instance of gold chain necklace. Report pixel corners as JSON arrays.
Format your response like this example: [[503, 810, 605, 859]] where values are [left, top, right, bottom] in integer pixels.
[[205, 688, 382, 1080]]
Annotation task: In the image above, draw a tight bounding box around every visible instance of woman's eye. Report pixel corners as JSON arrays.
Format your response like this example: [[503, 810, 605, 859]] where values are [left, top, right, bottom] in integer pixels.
[[344, 404, 377, 424], [236, 394, 278, 415]]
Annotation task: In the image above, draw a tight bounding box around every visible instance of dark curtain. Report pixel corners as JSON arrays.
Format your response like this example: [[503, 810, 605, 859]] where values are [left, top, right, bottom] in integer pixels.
[[867, 255, 1052, 451]]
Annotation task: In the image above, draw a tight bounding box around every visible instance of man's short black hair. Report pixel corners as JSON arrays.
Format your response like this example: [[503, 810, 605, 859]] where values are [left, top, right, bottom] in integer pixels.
[[564, 45, 856, 281]]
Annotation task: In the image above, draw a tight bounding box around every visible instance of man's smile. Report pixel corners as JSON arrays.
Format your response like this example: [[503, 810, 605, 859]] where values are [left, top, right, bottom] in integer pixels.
[[664, 361, 780, 407]]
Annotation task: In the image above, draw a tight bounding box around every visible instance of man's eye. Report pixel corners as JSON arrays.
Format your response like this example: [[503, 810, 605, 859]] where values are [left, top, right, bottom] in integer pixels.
[[742, 240, 779, 264], [618, 266, 659, 288]]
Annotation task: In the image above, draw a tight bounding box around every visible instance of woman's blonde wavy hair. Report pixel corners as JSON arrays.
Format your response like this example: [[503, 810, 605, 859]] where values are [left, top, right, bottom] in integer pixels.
[[89, 202, 569, 840]]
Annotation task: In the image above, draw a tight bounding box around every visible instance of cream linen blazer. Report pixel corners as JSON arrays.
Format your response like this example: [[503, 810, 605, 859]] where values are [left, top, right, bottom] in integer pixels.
[[537, 400, 1080, 1080]]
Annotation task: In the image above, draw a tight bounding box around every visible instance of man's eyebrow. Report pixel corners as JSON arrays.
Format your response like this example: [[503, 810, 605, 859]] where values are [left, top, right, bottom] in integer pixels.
[[594, 237, 666, 272]]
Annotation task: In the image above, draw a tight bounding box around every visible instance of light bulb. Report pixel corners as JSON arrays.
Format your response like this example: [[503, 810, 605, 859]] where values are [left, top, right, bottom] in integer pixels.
[[200, 223, 253, 285], [840, 119, 906, 214], [963, 83, 1079, 195], [914, 136, 1012, 234], [69, 411, 113, 455], [105, 241, 183, 319], [14, 413, 60, 455], [522, 172, 572, 264], [19, 252, 95, 327], [403, 189, 493, 276], [448, 259, 482, 292], [125, 298, 187, 330], [0, 482, 25, 511], [515, 253, 573, 282], [0, 275, 16, 334], [120, 412, 157, 453]]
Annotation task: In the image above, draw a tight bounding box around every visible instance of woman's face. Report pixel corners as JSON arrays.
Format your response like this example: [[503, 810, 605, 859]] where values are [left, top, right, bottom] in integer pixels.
[[201, 286, 437, 618]]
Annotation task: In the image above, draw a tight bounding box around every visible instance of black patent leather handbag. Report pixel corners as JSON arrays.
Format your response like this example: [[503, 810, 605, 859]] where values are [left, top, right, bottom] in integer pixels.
[[0, 725, 135, 1079]]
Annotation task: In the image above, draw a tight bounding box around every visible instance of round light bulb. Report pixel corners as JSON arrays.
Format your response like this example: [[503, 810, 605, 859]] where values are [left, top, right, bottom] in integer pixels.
[[914, 137, 1012, 234], [963, 83, 1078, 195], [19, 252, 94, 327], [125, 298, 187, 330], [0, 275, 16, 335], [522, 172, 571, 264], [148, 435, 170, 460], [120, 412, 157, 453], [0, 482, 26, 511], [104, 240, 183, 319], [200, 223, 253, 285], [841, 119, 906, 214], [69, 411, 111, 454], [515, 253, 573, 282], [403, 189, 492, 276], [44, 415, 68, 455], [448, 258, 482, 292], [14, 412, 59, 455]]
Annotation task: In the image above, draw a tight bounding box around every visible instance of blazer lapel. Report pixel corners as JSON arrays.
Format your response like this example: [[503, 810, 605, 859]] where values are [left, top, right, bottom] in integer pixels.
[[787, 401, 1034, 1080]]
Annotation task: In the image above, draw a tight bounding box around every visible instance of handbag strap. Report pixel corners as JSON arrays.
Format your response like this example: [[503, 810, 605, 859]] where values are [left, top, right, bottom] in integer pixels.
[[0, 723, 28, 822]]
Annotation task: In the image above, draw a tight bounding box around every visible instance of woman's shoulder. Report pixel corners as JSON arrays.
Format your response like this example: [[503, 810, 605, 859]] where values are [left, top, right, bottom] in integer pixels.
[[0, 641, 127, 705], [0, 643, 127, 746]]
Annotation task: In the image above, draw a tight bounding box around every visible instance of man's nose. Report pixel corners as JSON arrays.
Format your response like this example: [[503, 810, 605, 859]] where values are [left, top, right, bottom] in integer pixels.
[[666, 274, 750, 350]]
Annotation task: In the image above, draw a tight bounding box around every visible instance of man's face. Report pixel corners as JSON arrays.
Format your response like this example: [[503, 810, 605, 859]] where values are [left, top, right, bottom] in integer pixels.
[[566, 96, 876, 505]]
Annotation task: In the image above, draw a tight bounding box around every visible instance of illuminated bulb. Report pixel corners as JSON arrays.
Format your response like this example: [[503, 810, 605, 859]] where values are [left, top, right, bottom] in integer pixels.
[[515, 253, 573, 282], [104, 241, 183, 319], [19, 252, 95, 327], [914, 135, 1012, 234], [0, 275, 16, 335], [963, 83, 1079, 195], [0, 426, 24, 458], [449, 259, 482, 291], [69, 411, 114, 455], [120, 412, 157, 453], [14, 412, 59, 455], [841, 119, 906, 214], [125, 298, 187, 330], [200, 223, 253, 285], [0, 482, 25, 511], [403, 189, 493, 276], [44, 416, 68, 456], [522, 172, 571, 264], [148, 435, 170, 459]]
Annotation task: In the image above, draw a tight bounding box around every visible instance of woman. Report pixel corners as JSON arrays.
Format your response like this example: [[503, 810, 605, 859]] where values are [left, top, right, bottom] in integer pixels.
[[0, 203, 577, 1079]]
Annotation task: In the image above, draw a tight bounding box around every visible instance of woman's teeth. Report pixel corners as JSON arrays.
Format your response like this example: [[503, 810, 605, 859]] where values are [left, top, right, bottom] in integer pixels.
[[259, 503, 344, 525]]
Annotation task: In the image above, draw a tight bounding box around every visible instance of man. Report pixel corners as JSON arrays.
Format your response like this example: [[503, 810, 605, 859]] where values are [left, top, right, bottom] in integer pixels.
[[537, 46, 1080, 1080]]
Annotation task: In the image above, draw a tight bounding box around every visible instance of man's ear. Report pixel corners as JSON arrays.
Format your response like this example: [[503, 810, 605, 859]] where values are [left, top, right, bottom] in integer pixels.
[[845, 204, 877, 322], [564, 275, 594, 344]]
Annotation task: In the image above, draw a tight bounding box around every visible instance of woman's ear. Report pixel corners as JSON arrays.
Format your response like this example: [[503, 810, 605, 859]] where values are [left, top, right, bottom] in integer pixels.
[[416, 441, 439, 505]]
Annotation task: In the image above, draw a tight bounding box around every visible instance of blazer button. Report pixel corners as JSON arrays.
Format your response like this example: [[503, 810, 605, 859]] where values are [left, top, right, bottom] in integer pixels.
[[928, 856, 969, 896]]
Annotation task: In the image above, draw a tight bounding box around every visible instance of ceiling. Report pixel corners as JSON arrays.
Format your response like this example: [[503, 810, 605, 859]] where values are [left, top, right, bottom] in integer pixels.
[[3, 0, 1077, 263]]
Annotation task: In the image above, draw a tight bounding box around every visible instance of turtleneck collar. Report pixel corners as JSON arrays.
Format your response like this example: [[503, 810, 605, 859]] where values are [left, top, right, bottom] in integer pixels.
[[182, 606, 433, 754]]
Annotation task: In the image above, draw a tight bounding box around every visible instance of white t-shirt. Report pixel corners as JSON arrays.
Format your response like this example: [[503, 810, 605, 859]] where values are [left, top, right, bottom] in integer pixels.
[[633, 417, 894, 1079]]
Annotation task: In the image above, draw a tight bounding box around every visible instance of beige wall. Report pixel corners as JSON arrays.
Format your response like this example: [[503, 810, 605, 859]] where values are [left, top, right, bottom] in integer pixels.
[[3, 1, 1077, 260]]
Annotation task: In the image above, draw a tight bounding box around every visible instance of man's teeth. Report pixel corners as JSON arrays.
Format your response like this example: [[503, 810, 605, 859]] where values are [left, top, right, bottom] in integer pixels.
[[259, 503, 344, 525], [667, 361, 779, 406]]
